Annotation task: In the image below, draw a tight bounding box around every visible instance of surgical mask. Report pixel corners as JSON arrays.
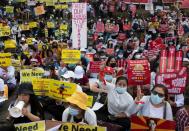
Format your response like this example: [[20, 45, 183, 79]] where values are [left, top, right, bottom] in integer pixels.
[[69, 107, 79, 116], [110, 63, 117, 68], [104, 75, 113, 81], [118, 54, 123, 58], [115, 87, 127, 94], [150, 93, 164, 105]]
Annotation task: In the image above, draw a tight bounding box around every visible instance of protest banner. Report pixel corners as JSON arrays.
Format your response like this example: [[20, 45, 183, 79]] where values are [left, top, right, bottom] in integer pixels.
[[20, 68, 45, 83], [26, 38, 34, 45], [127, 60, 151, 86], [48, 80, 77, 101], [61, 50, 81, 64], [156, 47, 187, 94], [89, 61, 102, 73], [29, 22, 37, 28], [131, 115, 176, 131], [0, 53, 11, 67], [4, 39, 16, 49], [0, 26, 11, 37], [15, 121, 45, 131], [59, 123, 106, 131], [72, 3, 87, 48], [34, 5, 45, 16], [5, 6, 14, 13], [32, 78, 50, 96], [47, 22, 55, 28], [20, 24, 30, 31]]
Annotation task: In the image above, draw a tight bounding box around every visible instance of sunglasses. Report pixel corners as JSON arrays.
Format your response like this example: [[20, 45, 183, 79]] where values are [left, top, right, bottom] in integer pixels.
[[152, 90, 165, 98]]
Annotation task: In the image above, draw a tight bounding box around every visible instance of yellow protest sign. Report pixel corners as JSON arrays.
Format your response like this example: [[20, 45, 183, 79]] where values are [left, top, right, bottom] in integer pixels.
[[32, 78, 50, 96], [16, 0, 27, 2], [5, 6, 14, 13], [0, 53, 11, 67], [20, 24, 30, 31], [11, 59, 21, 71], [0, 26, 11, 37], [49, 80, 77, 101], [4, 39, 16, 49], [59, 0, 78, 2], [45, 0, 55, 6], [87, 95, 94, 107], [20, 68, 45, 83], [29, 22, 38, 28], [60, 24, 68, 31], [62, 50, 81, 64], [15, 121, 45, 131], [26, 38, 34, 45], [34, 5, 45, 16], [55, 5, 62, 9], [47, 22, 55, 28], [59, 123, 106, 131]]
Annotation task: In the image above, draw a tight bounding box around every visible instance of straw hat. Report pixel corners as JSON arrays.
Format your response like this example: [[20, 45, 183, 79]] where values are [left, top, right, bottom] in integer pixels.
[[66, 91, 88, 110]]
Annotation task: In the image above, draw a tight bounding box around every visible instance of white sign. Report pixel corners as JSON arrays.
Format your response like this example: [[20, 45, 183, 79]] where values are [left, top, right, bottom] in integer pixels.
[[72, 3, 87, 49]]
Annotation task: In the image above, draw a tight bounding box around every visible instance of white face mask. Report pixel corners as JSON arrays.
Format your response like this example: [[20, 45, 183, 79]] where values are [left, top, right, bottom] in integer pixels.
[[115, 86, 127, 94]]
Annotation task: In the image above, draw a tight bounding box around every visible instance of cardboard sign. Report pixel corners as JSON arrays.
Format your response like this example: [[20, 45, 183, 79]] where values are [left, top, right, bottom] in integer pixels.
[[32, 78, 50, 96], [20, 68, 45, 83], [0, 53, 11, 67], [15, 121, 45, 131], [34, 5, 45, 16], [29, 22, 37, 28], [131, 115, 176, 131], [47, 22, 55, 28], [89, 61, 102, 73], [5, 6, 14, 13], [62, 50, 81, 64], [59, 123, 106, 131], [127, 60, 151, 86], [4, 39, 16, 49], [0, 26, 11, 37]]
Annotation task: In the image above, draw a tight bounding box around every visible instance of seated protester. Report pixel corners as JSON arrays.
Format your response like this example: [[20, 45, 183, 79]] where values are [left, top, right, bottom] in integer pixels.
[[43, 49, 58, 67], [74, 66, 90, 90], [176, 107, 189, 131], [98, 76, 134, 130], [133, 84, 173, 120], [62, 91, 97, 126], [0, 120, 16, 131], [29, 46, 42, 67], [7, 83, 44, 124], [61, 71, 83, 92], [49, 65, 59, 80], [0, 63, 16, 92], [52, 42, 62, 62], [58, 60, 68, 78]]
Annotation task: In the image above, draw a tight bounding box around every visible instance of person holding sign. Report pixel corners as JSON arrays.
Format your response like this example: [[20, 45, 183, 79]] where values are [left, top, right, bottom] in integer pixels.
[[62, 91, 97, 126], [7, 83, 44, 124], [133, 84, 173, 120]]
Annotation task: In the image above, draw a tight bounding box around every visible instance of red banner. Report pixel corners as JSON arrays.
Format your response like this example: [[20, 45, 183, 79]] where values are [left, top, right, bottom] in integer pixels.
[[127, 60, 151, 86], [89, 61, 102, 73], [159, 50, 167, 73], [131, 115, 176, 131], [156, 67, 187, 94], [162, 0, 176, 3]]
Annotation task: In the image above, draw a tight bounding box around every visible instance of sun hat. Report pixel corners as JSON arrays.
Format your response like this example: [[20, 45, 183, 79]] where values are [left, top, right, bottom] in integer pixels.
[[0, 79, 4, 92], [18, 83, 34, 95], [80, 48, 87, 52], [74, 66, 84, 79], [66, 91, 88, 110], [62, 71, 75, 79]]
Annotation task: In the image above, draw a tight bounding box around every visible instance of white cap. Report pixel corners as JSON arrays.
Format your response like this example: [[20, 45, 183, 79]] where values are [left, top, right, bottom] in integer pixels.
[[0, 79, 4, 92], [74, 66, 84, 79], [62, 71, 75, 79], [80, 48, 87, 52]]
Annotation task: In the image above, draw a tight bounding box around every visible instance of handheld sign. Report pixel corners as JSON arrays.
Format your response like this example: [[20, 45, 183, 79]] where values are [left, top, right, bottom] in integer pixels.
[[15, 121, 45, 131], [127, 60, 151, 86], [61, 50, 81, 64], [0, 53, 11, 67]]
